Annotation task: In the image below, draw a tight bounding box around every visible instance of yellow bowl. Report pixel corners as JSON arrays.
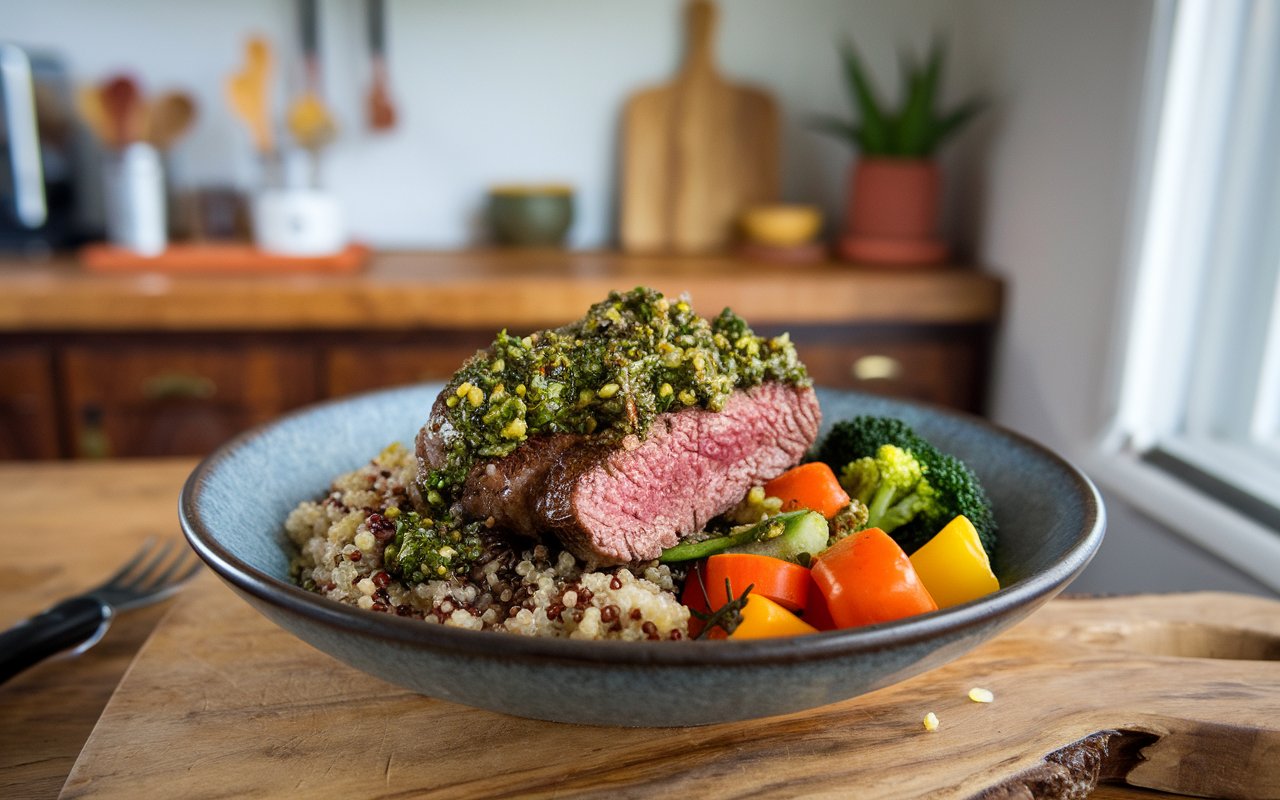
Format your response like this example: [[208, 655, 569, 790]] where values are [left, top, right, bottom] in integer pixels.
[[740, 204, 823, 247]]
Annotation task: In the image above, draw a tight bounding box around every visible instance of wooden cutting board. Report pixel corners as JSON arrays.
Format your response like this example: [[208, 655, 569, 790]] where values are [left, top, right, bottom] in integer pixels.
[[620, 0, 780, 255], [60, 576, 1279, 799]]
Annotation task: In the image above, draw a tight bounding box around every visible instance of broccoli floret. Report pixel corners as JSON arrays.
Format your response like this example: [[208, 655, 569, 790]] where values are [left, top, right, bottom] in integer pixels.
[[384, 511, 485, 583], [816, 416, 997, 556], [839, 444, 937, 535], [815, 416, 921, 471], [916, 450, 997, 555]]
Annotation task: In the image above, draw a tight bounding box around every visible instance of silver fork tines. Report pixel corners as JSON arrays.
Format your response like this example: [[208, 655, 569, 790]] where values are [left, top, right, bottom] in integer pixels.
[[87, 538, 203, 612]]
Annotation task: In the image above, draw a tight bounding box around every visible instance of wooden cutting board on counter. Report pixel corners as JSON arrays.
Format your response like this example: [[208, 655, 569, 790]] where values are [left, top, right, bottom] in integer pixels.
[[620, 0, 779, 255], [60, 577, 1280, 799]]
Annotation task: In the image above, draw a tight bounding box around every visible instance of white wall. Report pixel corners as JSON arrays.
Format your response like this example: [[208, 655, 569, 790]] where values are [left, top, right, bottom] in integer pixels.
[[951, 0, 1274, 596], [4, 0, 964, 248]]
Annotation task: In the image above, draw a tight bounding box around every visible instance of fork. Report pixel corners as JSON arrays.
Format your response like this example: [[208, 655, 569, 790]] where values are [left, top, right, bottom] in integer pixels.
[[0, 538, 202, 684]]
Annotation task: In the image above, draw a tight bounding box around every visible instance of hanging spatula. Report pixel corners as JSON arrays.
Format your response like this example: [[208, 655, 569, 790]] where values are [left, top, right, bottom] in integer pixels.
[[225, 36, 275, 154], [287, 0, 337, 151], [365, 0, 397, 131]]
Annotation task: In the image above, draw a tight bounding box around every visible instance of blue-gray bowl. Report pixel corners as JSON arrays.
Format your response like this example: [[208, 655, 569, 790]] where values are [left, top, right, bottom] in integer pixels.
[[180, 384, 1104, 727]]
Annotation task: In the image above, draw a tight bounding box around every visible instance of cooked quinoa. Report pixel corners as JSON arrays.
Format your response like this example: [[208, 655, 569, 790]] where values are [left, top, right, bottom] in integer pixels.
[[286, 443, 690, 640]]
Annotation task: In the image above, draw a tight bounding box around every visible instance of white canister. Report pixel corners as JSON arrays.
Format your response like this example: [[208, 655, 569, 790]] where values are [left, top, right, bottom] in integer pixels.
[[252, 189, 345, 256], [103, 142, 166, 256]]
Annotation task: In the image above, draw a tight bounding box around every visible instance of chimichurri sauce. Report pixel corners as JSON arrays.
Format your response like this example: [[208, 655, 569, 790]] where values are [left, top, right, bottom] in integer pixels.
[[421, 287, 809, 511]]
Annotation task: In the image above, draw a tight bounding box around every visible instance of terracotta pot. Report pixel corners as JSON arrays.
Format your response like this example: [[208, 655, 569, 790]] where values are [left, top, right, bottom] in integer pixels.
[[841, 158, 948, 265]]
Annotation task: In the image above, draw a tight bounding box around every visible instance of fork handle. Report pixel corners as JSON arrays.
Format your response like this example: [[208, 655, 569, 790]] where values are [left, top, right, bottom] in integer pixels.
[[0, 597, 110, 684]]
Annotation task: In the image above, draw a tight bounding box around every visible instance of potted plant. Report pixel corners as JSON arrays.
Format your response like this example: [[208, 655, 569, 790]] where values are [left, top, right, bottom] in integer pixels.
[[814, 39, 984, 265]]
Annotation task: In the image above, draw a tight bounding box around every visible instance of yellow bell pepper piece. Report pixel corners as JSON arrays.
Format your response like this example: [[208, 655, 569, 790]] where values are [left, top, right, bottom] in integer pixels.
[[908, 515, 1000, 609], [729, 593, 819, 639]]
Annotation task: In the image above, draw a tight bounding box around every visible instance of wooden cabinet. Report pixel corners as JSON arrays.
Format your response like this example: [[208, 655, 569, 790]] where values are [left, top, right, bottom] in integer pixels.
[[59, 342, 319, 458], [324, 332, 492, 397], [0, 329, 996, 460], [0, 348, 61, 459], [790, 326, 989, 411]]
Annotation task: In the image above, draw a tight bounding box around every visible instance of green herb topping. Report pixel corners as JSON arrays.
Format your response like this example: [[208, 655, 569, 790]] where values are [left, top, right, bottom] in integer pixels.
[[384, 510, 486, 582], [422, 287, 809, 510]]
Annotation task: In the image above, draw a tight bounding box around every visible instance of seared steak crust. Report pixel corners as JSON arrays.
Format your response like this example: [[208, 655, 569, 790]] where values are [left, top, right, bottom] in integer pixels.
[[418, 382, 821, 565]]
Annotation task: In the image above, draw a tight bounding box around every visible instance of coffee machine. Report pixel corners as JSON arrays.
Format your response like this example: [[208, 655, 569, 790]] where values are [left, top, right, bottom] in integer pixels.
[[0, 42, 84, 254]]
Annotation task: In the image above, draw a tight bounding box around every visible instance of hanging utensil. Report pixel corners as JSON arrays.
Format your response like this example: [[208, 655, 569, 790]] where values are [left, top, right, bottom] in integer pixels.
[[365, 0, 397, 131], [286, 0, 336, 151], [99, 74, 145, 149], [225, 36, 275, 154], [76, 84, 115, 148], [148, 91, 197, 151]]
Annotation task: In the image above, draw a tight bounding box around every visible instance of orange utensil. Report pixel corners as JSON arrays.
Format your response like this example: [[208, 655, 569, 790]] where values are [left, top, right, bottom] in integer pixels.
[[226, 36, 275, 154], [365, 0, 397, 131]]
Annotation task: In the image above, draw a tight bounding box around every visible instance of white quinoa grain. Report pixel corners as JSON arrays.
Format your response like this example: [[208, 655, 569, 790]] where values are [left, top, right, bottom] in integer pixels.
[[968, 687, 995, 703], [287, 443, 689, 640]]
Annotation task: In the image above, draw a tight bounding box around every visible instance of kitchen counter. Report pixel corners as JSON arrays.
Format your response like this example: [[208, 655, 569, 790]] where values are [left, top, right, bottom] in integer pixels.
[[0, 250, 1001, 331], [1, 458, 1273, 799]]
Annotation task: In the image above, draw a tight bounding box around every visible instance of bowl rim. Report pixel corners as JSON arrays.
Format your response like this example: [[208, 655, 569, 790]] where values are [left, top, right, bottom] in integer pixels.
[[180, 384, 1105, 667]]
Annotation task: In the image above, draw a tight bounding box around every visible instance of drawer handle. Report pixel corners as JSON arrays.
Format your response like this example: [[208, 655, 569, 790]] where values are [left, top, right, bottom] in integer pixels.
[[78, 405, 111, 459], [851, 355, 903, 382], [143, 372, 218, 401]]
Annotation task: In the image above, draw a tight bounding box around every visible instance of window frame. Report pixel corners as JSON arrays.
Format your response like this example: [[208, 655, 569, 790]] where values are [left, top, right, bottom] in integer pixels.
[[1090, 0, 1280, 592]]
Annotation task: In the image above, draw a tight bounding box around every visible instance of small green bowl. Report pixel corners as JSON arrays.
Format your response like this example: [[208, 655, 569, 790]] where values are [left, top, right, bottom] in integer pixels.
[[488, 185, 574, 247]]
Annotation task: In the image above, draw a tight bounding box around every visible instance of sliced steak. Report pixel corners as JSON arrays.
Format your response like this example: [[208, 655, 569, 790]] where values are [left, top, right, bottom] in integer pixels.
[[418, 382, 821, 565]]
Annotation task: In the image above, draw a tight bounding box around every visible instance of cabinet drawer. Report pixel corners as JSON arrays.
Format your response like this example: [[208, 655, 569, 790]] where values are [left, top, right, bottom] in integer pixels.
[[0, 349, 61, 459], [60, 344, 319, 458], [794, 331, 988, 412], [325, 329, 990, 413], [324, 333, 493, 397]]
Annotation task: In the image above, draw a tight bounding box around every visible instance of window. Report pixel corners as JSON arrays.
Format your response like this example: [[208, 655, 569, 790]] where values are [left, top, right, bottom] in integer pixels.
[[1094, 0, 1280, 590]]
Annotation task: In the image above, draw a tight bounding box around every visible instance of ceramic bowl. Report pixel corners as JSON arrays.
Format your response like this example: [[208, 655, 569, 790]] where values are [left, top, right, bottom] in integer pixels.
[[180, 385, 1104, 728], [488, 184, 574, 247], [740, 204, 823, 247]]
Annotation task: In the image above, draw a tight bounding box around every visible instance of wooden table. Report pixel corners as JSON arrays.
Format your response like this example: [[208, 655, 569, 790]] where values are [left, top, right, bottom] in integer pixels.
[[0, 458, 189, 799], [0, 459, 1264, 799]]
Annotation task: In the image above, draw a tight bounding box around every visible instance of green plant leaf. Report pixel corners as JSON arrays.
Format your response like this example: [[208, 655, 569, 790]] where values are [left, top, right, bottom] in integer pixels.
[[892, 46, 920, 155], [838, 40, 890, 154], [808, 114, 863, 149], [898, 39, 944, 157], [926, 98, 986, 152]]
